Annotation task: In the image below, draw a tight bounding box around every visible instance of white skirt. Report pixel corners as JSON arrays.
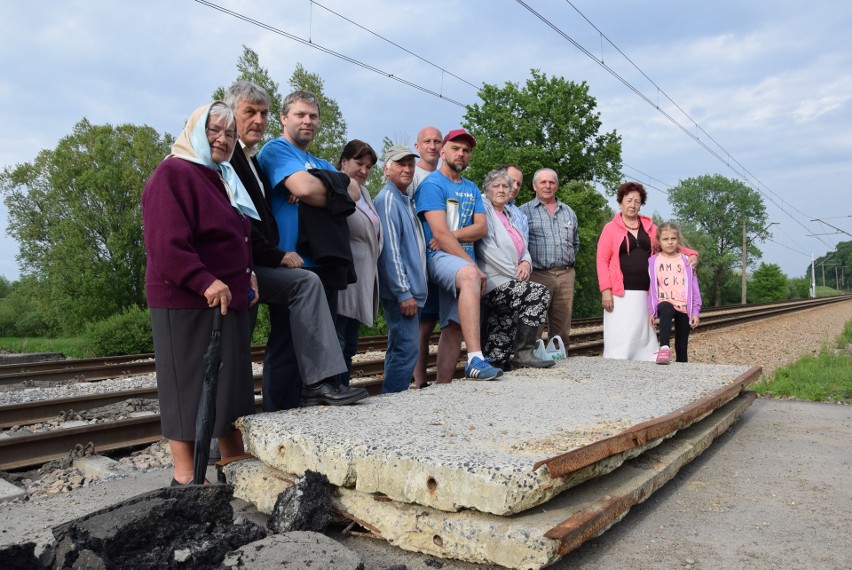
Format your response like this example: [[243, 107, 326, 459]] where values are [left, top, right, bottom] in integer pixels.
[[603, 290, 657, 361]]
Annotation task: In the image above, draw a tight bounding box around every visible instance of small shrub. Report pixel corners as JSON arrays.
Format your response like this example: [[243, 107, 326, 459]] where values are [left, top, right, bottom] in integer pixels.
[[251, 304, 271, 345], [360, 308, 388, 337], [84, 306, 154, 356]]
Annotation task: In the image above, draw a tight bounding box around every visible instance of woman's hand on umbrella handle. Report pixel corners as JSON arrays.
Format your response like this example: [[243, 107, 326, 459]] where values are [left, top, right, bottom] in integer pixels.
[[602, 289, 614, 312], [204, 279, 232, 315]]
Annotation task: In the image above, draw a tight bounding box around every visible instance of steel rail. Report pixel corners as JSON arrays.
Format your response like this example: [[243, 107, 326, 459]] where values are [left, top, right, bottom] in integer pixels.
[[1, 296, 848, 426], [0, 296, 848, 471], [2, 297, 845, 379], [0, 364, 467, 472], [0, 355, 441, 431]]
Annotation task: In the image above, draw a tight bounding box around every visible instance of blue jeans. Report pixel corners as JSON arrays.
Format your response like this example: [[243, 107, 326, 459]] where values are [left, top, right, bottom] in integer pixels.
[[381, 299, 420, 393]]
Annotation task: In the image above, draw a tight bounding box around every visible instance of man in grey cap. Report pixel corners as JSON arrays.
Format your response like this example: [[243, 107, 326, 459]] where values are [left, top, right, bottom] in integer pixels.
[[375, 145, 428, 393]]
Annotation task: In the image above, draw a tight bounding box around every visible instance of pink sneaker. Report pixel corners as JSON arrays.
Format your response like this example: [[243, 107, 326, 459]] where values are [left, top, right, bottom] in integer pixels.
[[656, 346, 671, 365]]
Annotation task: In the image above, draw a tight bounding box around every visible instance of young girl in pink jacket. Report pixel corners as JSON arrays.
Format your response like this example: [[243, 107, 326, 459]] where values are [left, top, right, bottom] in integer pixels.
[[648, 222, 702, 364]]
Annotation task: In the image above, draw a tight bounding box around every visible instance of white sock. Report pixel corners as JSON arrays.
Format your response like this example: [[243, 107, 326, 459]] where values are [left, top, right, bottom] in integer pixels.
[[467, 351, 484, 363]]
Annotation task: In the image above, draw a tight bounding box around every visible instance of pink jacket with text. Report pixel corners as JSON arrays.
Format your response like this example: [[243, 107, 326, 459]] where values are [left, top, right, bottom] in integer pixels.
[[596, 213, 697, 297], [647, 252, 703, 319]]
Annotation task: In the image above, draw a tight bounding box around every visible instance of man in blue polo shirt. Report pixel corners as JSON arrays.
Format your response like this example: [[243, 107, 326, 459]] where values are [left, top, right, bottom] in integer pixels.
[[414, 129, 502, 381], [257, 90, 367, 407]]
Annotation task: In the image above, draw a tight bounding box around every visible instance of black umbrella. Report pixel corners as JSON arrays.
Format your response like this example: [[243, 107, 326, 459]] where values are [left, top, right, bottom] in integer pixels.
[[193, 309, 224, 485]]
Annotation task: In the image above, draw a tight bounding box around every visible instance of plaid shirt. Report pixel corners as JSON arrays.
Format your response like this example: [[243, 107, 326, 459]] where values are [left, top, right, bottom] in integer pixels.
[[520, 197, 579, 269]]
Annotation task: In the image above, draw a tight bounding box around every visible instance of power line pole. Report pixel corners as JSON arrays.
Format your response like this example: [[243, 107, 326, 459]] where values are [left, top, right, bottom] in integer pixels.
[[741, 221, 747, 305]]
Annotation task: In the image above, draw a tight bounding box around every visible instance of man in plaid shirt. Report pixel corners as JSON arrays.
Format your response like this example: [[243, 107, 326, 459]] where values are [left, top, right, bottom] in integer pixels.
[[520, 168, 579, 347]]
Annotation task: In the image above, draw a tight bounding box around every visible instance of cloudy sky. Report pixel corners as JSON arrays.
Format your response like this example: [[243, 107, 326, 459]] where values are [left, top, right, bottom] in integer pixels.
[[1, 0, 850, 282]]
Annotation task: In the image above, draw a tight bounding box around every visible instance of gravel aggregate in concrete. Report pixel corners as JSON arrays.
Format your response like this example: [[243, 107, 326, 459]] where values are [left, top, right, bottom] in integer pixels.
[[238, 357, 751, 515]]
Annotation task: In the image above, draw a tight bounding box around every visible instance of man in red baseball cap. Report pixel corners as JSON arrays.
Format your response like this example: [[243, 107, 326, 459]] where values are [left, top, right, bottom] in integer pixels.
[[413, 128, 503, 381]]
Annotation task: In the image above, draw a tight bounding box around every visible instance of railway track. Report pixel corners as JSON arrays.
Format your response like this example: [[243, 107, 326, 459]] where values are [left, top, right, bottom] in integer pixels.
[[1, 295, 849, 471]]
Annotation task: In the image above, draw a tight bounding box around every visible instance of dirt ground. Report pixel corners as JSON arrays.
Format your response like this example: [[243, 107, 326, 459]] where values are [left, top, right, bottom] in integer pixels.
[[2, 398, 849, 569]]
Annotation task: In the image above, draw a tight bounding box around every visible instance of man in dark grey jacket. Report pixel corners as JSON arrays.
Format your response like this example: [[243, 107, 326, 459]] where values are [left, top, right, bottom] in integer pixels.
[[225, 81, 366, 408]]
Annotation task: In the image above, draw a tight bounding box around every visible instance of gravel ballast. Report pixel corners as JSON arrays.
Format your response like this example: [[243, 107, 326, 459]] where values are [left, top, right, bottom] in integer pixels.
[[0, 300, 849, 568]]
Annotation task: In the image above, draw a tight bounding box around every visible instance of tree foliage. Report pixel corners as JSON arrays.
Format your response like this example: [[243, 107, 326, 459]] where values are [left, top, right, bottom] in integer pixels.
[[463, 69, 622, 194], [459, 69, 621, 317], [556, 181, 613, 318], [807, 240, 851, 291], [668, 174, 768, 306], [749, 263, 788, 302], [213, 45, 283, 144], [0, 276, 50, 337], [363, 136, 394, 198], [289, 63, 348, 163], [0, 119, 173, 333]]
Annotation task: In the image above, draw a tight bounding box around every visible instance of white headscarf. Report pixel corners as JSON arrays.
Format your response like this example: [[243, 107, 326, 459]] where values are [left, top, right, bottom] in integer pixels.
[[170, 102, 259, 220]]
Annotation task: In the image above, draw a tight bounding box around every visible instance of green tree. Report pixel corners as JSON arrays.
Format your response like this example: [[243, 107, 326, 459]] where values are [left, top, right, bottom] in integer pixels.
[[1, 119, 173, 333], [364, 136, 394, 198], [557, 181, 612, 318], [787, 276, 812, 299], [808, 240, 851, 291], [668, 174, 768, 306], [749, 263, 788, 302], [0, 277, 50, 337], [289, 63, 347, 163], [213, 45, 283, 144], [463, 69, 622, 193]]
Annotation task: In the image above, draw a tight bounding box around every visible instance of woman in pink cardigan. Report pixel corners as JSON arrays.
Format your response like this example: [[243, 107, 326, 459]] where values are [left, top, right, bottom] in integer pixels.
[[596, 182, 696, 360]]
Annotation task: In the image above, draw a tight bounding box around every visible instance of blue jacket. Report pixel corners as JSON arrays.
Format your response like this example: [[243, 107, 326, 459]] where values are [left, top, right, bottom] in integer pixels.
[[375, 182, 428, 306]]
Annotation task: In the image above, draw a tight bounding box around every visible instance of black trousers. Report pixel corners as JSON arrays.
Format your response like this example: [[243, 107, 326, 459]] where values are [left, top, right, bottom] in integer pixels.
[[657, 301, 691, 362]]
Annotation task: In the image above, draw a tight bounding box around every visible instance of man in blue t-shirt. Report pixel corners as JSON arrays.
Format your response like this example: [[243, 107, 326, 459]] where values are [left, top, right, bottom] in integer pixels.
[[257, 90, 367, 407], [414, 129, 503, 381]]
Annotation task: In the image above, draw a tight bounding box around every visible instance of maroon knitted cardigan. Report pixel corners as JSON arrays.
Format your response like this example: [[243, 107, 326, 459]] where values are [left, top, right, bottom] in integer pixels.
[[142, 157, 253, 310]]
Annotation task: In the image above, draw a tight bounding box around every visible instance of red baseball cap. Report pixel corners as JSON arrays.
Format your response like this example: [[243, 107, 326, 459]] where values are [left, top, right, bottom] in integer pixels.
[[442, 128, 476, 148]]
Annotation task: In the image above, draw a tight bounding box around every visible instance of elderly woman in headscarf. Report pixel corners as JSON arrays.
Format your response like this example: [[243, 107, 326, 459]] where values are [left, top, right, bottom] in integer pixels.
[[476, 168, 554, 370], [142, 101, 260, 486]]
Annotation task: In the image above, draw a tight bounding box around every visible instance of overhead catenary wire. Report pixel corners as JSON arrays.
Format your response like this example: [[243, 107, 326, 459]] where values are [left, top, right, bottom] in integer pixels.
[[514, 0, 834, 250], [192, 0, 469, 107], [309, 1, 480, 91], [195, 0, 836, 257]]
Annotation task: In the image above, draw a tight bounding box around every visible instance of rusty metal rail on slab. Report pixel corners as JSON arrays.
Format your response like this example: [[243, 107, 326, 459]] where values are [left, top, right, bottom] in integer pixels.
[[533, 366, 762, 477], [543, 392, 756, 553]]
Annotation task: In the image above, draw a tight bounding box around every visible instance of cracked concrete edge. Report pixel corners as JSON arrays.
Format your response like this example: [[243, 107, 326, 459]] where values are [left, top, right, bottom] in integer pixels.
[[223, 393, 754, 569], [238, 420, 669, 517]]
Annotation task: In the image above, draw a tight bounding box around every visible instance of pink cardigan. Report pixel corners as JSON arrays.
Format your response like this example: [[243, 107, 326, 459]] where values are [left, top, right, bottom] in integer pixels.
[[596, 213, 696, 297]]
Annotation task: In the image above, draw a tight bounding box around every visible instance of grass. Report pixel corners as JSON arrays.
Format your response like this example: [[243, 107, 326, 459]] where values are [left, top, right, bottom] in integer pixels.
[[751, 317, 852, 404], [0, 337, 90, 359]]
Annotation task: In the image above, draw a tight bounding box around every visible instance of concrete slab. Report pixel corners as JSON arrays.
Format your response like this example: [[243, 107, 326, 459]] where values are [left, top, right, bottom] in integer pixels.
[[0, 478, 26, 503], [227, 392, 755, 569], [73, 455, 130, 480], [221, 532, 363, 569], [238, 357, 757, 515]]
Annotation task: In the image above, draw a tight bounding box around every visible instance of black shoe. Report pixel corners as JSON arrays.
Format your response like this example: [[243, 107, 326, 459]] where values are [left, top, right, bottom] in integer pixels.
[[301, 378, 368, 406]]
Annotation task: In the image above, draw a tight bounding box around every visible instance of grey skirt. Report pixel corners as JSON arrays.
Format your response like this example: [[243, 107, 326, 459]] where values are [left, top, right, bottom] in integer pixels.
[[150, 308, 254, 440]]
